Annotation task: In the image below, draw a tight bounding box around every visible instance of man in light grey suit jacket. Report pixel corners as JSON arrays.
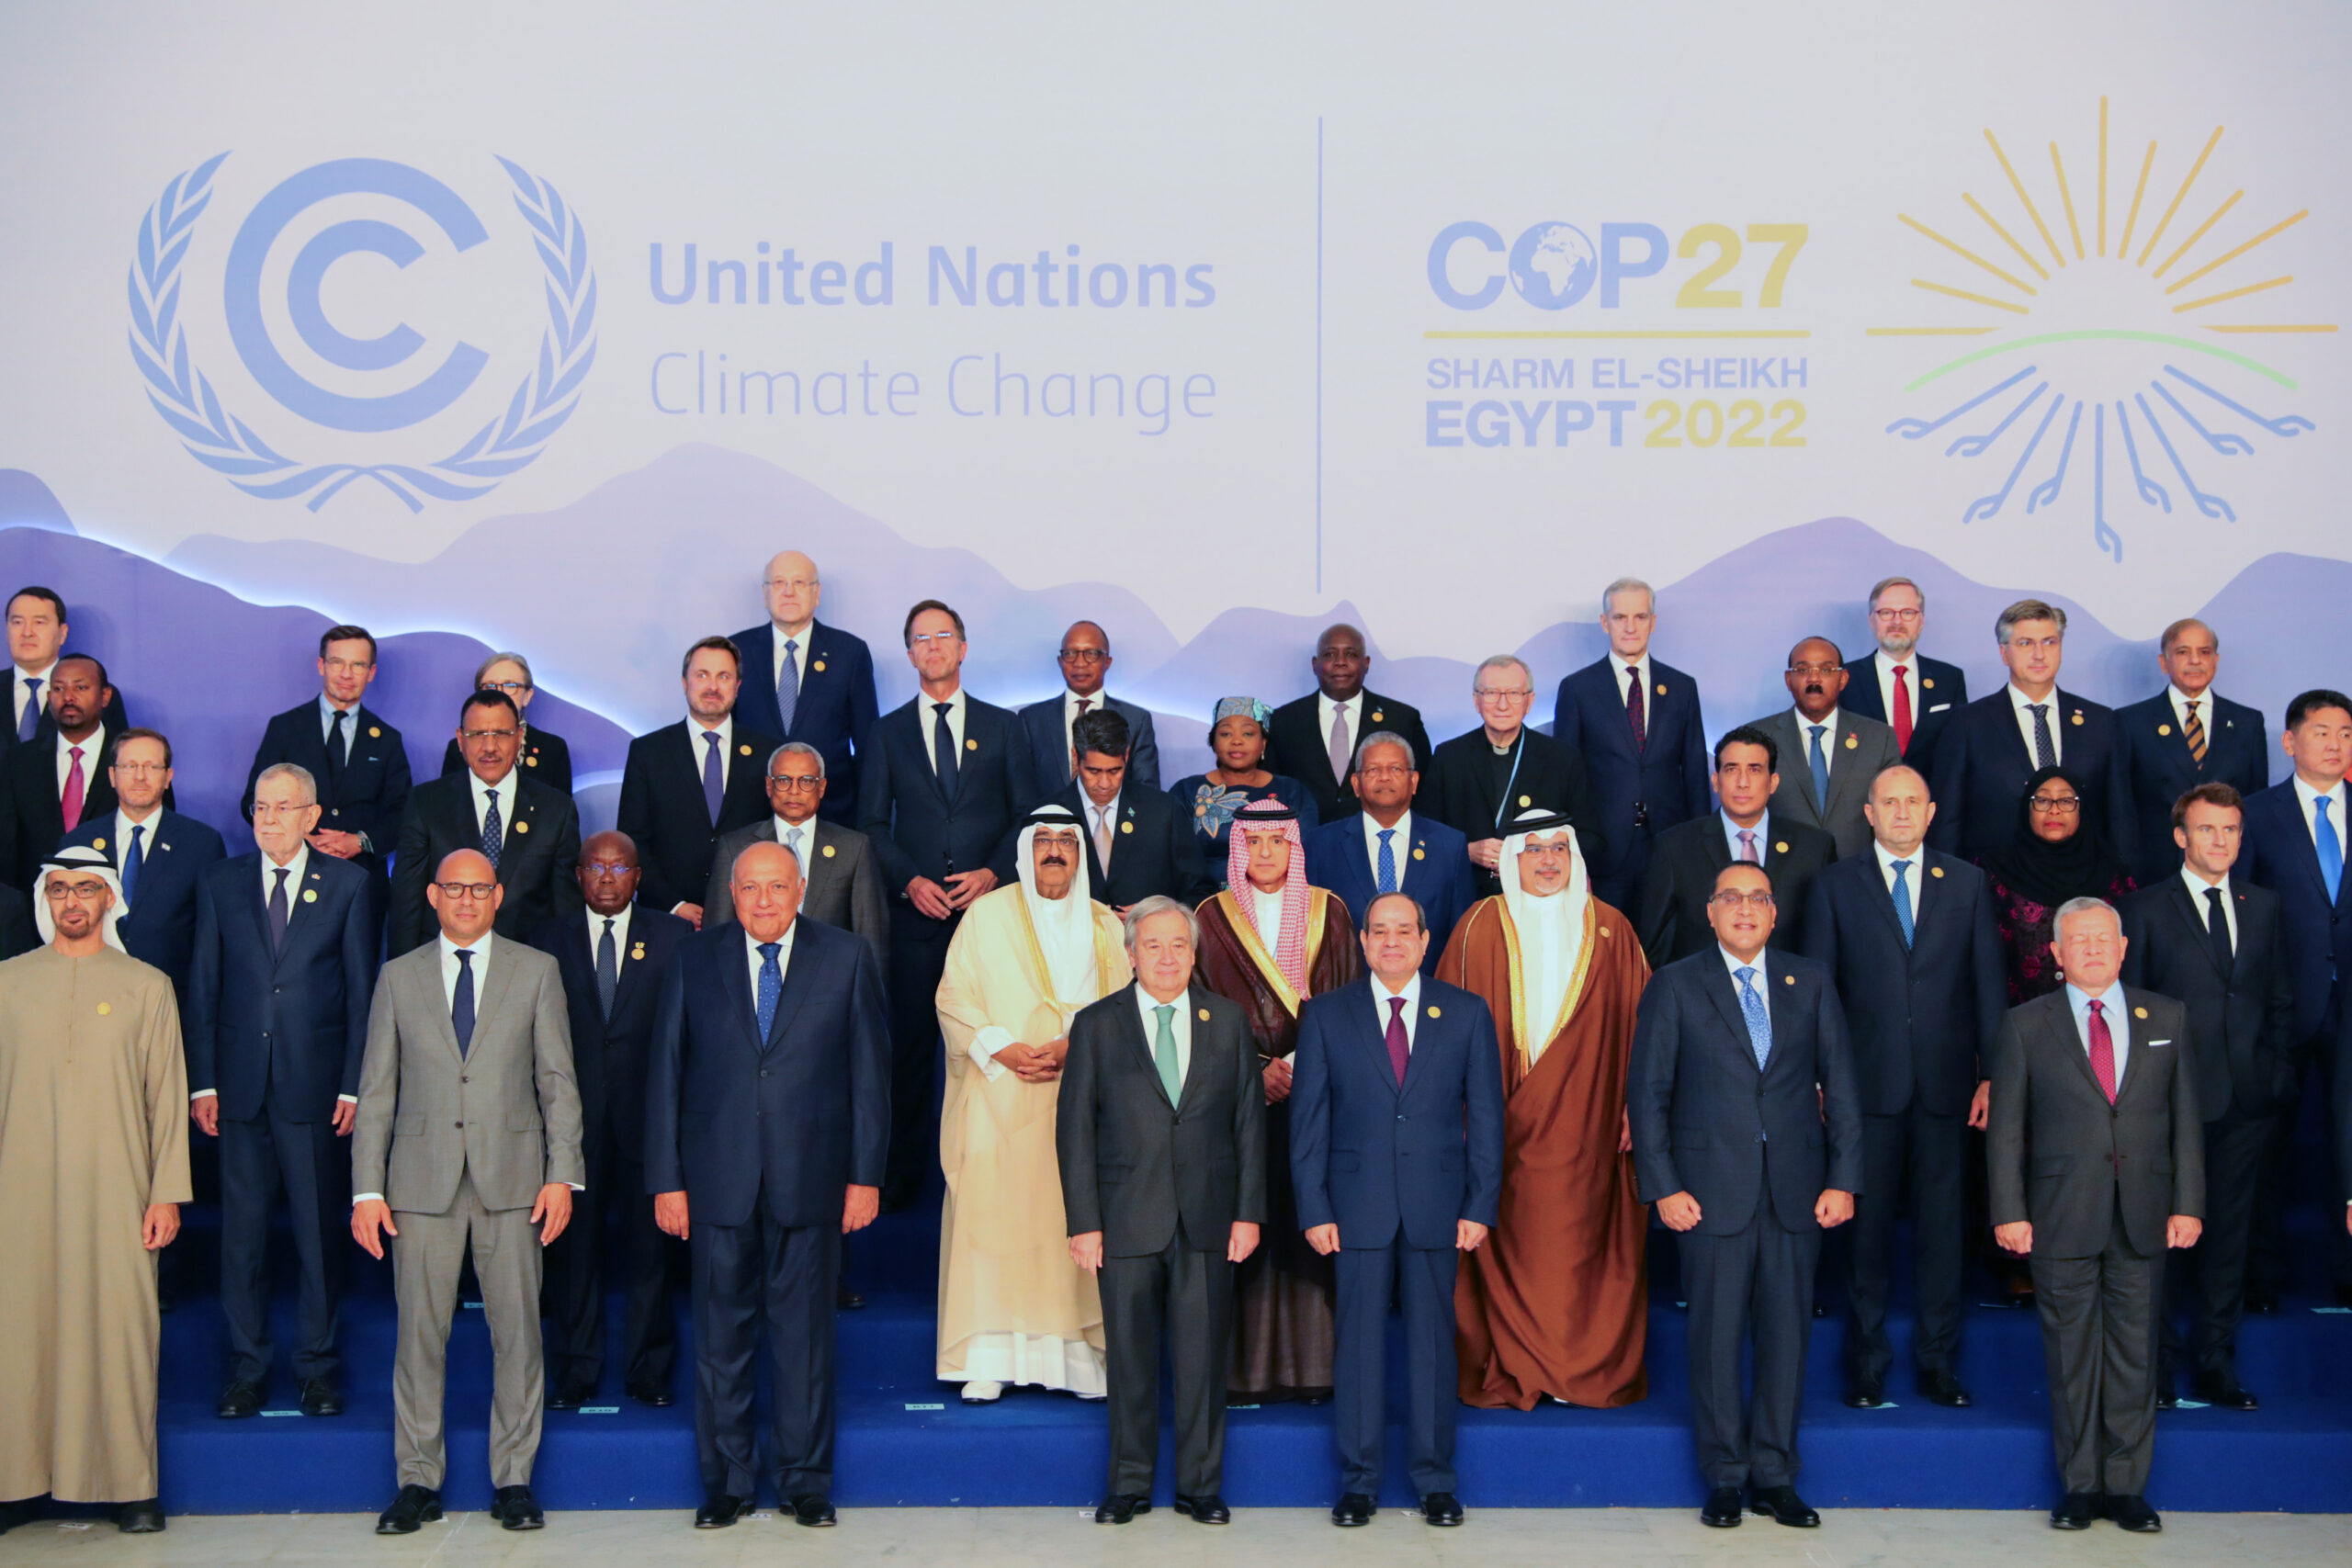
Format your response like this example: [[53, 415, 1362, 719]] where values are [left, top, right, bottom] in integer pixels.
[[352, 848, 585, 1538], [703, 743, 888, 968], [1750, 637, 1903, 860]]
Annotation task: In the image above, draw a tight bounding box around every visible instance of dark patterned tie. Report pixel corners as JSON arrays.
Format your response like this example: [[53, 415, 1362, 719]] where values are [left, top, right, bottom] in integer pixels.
[[776, 638, 800, 735], [2086, 998, 2117, 1103], [123, 824, 145, 908], [480, 787, 503, 870], [2184, 699, 2207, 765], [1625, 666, 1647, 752], [1385, 995, 1410, 1086], [2030, 704, 2056, 771], [1376, 828, 1397, 893], [452, 948, 476, 1056], [756, 941, 783, 1041], [595, 916, 618, 1019]]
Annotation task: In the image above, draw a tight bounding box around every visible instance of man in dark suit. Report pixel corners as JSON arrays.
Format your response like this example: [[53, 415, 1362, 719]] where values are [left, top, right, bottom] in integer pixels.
[[529, 831, 694, 1410], [1057, 897, 1266, 1527], [60, 728, 225, 1012], [2, 586, 131, 763], [1638, 727, 1835, 967], [1, 653, 121, 887], [1306, 732, 1474, 971], [186, 761, 379, 1418], [1928, 598, 2134, 867], [616, 636, 783, 925], [2120, 784, 2296, 1409], [729, 551, 878, 825], [1554, 578, 1712, 913], [1800, 762, 2006, 1408], [241, 625, 410, 898], [1265, 623, 1433, 826], [857, 600, 1038, 1210], [1292, 891, 1505, 1528], [1018, 619, 1163, 797], [1630, 862, 1862, 1530], [2116, 619, 2269, 887], [1990, 897, 2203, 1534], [2235, 688, 2352, 1307], [704, 742, 888, 969], [1839, 575, 1967, 776], [1425, 656, 1604, 899], [1020, 708, 1202, 911], [646, 840, 889, 1530], [389, 691, 582, 956], [1752, 637, 1903, 860]]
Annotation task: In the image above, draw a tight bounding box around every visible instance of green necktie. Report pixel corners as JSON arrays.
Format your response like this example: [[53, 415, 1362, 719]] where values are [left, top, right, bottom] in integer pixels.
[[1153, 1003, 1182, 1102]]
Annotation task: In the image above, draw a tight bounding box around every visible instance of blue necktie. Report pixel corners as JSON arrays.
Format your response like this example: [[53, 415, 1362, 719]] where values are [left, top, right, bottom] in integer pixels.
[[701, 730, 725, 824], [1736, 965, 1772, 1071], [1807, 724, 1830, 811], [776, 638, 800, 735], [2030, 704, 2056, 771], [933, 702, 959, 795], [1376, 828, 1397, 893], [756, 940, 783, 1042], [16, 676, 39, 742], [452, 948, 476, 1056], [122, 823, 145, 908], [480, 787, 503, 871], [2318, 795, 2344, 904], [1891, 857, 1916, 948]]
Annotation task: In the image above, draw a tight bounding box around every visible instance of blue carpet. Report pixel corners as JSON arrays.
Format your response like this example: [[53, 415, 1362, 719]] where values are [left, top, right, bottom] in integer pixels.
[[150, 1196, 2352, 1515]]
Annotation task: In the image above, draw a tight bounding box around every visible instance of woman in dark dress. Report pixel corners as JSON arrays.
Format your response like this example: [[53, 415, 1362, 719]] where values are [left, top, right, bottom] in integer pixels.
[[1978, 764, 2138, 1003], [437, 650, 571, 794], [1167, 696, 1317, 889]]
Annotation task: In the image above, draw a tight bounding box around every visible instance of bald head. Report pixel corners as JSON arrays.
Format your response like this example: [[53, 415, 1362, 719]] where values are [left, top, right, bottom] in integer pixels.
[[1863, 764, 1935, 855], [763, 550, 821, 633], [1314, 622, 1370, 701], [428, 848, 503, 942], [1784, 635, 1848, 721], [731, 839, 805, 942], [578, 829, 641, 916]]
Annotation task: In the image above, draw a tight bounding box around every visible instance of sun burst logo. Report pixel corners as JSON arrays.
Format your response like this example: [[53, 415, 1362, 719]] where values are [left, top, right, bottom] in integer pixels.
[[1873, 98, 2331, 561]]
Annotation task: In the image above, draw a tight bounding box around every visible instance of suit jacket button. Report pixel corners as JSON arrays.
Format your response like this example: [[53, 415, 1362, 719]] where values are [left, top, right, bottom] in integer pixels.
[[460, 1076, 469, 1084], [454, 1121, 464, 1129], [760, 1068, 771, 1078], [1396, 1113, 1407, 1122]]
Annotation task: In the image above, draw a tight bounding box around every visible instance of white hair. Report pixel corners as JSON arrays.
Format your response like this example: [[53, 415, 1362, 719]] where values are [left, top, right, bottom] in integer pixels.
[[254, 761, 319, 807], [1600, 576, 1654, 618], [2052, 896, 2120, 941], [1122, 895, 1201, 950]]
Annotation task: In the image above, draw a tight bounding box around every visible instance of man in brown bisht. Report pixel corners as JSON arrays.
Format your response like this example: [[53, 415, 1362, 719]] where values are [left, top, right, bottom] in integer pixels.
[[0, 847, 190, 1536], [1193, 798, 1360, 1403], [1440, 807, 1650, 1409]]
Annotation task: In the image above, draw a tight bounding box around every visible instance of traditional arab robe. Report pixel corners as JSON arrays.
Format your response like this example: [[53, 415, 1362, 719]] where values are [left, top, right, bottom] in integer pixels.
[[1192, 800, 1361, 1401], [0, 850, 190, 1504], [935, 807, 1131, 1393], [1438, 812, 1650, 1409]]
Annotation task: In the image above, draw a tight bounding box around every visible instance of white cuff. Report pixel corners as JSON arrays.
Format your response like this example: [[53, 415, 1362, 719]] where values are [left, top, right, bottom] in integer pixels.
[[352, 1192, 383, 1205], [970, 1025, 1013, 1081], [337, 1093, 357, 1104], [567, 1182, 584, 1191], [190, 1089, 215, 1101]]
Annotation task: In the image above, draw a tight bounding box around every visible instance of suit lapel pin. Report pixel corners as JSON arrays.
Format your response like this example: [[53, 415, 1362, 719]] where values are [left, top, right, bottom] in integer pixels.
[[1923, 677, 1935, 689], [740, 743, 753, 756], [1656, 682, 1668, 697], [368, 726, 381, 739], [1773, 840, 1789, 854], [1783, 974, 1794, 985], [821, 843, 837, 858], [1518, 794, 1532, 807], [813, 659, 827, 673], [161, 840, 172, 852], [966, 738, 978, 751], [96, 1001, 111, 1015], [92, 837, 105, 851], [2071, 710, 2085, 726], [1196, 1007, 1211, 1021], [1426, 1005, 1442, 1018], [1371, 710, 1385, 723], [2133, 1006, 2148, 1020], [1844, 732, 1858, 749], [1412, 846, 1425, 861], [632, 942, 646, 960], [514, 819, 529, 834], [1120, 819, 1134, 834], [302, 888, 318, 902], [2157, 723, 2172, 736], [1929, 865, 1945, 878], [1599, 924, 1613, 938], [526, 755, 538, 767]]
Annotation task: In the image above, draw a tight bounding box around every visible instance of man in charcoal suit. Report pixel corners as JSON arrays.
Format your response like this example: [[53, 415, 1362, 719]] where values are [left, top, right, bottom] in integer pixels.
[[1750, 637, 1902, 860], [1637, 726, 1834, 967], [729, 552, 878, 826], [1265, 623, 1433, 827], [1022, 707, 1204, 911], [241, 625, 409, 911], [2114, 619, 2269, 888], [704, 742, 889, 967], [616, 637, 783, 926]]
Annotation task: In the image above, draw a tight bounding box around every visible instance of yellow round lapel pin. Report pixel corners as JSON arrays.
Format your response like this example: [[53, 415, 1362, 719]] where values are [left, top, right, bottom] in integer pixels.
[[1196, 1008, 1211, 1022], [1844, 733, 1859, 749], [1783, 974, 1795, 985], [1518, 794, 1531, 807], [632, 943, 647, 961], [1929, 865, 1945, 877], [821, 843, 837, 858], [97, 1002, 111, 1015], [514, 820, 529, 834], [1426, 1005, 1442, 1019], [2157, 724, 2172, 737], [92, 837, 105, 852], [966, 738, 978, 750], [1371, 710, 1385, 723], [1412, 846, 1425, 861], [741, 743, 753, 756], [813, 660, 826, 672], [2133, 1006, 2148, 1020], [1120, 820, 1134, 834], [1656, 682, 1668, 696], [368, 726, 381, 738], [1774, 840, 1789, 854], [526, 756, 538, 767], [302, 888, 318, 903], [2071, 711, 2085, 726], [1922, 677, 1935, 690]]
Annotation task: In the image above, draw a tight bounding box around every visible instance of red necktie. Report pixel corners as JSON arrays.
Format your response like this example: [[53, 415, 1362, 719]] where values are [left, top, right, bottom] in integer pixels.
[[60, 743, 87, 831], [1385, 995, 1409, 1086], [1625, 666, 1647, 751], [1892, 664, 1914, 753], [2086, 998, 2118, 1104]]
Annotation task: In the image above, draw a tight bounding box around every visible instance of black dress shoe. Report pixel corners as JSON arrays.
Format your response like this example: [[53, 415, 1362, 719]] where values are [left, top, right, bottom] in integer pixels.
[[1174, 1493, 1230, 1524], [2107, 1494, 2162, 1532], [1700, 1485, 1744, 1527], [116, 1498, 166, 1533], [216, 1380, 262, 1419], [627, 1378, 675, 1408], [0, 1499, 33, 1534], [491, 1484, 544, 1530], [2195, 1374, 2259, 1411], [299, 1378, 343, 1417], [376, 1484, 443, 1535], [788, 1493, 836, 1527], [1419, 1492, 1464, 1525], [695, 1492, 753, 1529], [1094, 1493, 1149, 1524], [1331, 1492, 1374, 1526], [1749, 1484, 1819, 1527], [1843, 1381, 1887, 1409], [2049, 1492, 2101, 1529], [1918, 1371, 1973, 1408], [548, 1379, 594, 1411], [836, 1285, 866, 1310]]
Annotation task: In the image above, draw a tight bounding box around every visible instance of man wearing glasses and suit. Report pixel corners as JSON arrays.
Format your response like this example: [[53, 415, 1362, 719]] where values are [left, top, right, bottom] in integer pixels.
[[1018, 620, 1163, 797]]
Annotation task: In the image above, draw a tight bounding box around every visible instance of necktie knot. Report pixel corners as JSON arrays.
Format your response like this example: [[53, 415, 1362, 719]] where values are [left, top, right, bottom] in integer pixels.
[[1738, 829, 1758, 863], [759, 941, 780, 962], [934, 702, 952, 718], [455, 947, 473, 970], [1388, 995, 1407, 1020]]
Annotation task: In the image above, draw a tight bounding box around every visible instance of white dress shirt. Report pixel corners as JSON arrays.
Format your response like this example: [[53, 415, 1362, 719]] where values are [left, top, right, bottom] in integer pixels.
[[1792, 705, 1841, 754], [1064, 688, 1114, 772], [2292, 773, 2347, 855], [1370, 970, 1422, 1053], [112, 806, 164, 884], [772, 621, 813, 693], [12, 660, 54, 733], [468, 768, 516, 843], [771, 815, 814, 880], [1617, 654, 1656, 711], [686, 712, 736, 792], [1084, 792, 1123, 859], [2007, 682, 2064, 766], [588, 901, 635, 964], [1873, 838, 1923, 928], [54, 727, 100, 799], [1318, 692, 1365, 761], [924, 688, 967, 777], [2180, 866, 2237, 950], [1363, 809, 1413, 877], [2065, 980, 2133, 1089], [1136, 983, 1193, 1090]]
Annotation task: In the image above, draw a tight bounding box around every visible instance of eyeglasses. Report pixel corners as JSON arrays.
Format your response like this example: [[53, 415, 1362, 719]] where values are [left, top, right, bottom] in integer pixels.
[[581, 861, 637, 879], [766, 773, 825, 791], [1709, 890, 1777, 908], [250, 802, 312, 820], [434, 882, 498, 900], [1057, 648, 1109, 664], [480, 679, 532, 695], [1787, 662, 1844, 677], [1354, 762, 1413, 780], [2029, 795, 2083, 814], [112, 761, 170, 775], [45, 879, 109, 900], [1521, 842, 1576, 860], [764, 577, 818, 593], [458, 728, 520, 742], [1473, 687, 1532, 701], [1870, 607, 1923, 623], [909, 630, 960, 649], [322, 656, 374, 673]]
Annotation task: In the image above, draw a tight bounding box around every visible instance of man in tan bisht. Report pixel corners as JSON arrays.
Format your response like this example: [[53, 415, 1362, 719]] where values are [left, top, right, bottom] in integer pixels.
[[1193, 798, 1360, 1404], [1440, 808, 1651, 1410], [935, 805, 1130, 1403], [0, 847, 190, 1536]]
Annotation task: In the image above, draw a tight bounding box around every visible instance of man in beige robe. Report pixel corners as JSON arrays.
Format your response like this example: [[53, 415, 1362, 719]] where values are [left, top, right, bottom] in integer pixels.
[[936, 806, 1129, 1402], [0, 847, 190, 1535]]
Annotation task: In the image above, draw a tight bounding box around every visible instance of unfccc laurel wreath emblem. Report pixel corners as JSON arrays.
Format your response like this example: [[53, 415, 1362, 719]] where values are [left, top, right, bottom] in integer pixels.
[[127, 153, 597, 512]]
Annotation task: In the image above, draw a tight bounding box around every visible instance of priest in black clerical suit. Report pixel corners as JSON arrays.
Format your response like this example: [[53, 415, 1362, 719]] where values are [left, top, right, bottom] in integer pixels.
[[1422, 656, 1603, 899]]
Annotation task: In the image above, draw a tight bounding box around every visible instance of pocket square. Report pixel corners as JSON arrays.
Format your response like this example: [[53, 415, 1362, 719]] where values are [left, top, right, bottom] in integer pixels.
[[1928, 703, 1951, 714], [2147, 1038, 2173, 1047]]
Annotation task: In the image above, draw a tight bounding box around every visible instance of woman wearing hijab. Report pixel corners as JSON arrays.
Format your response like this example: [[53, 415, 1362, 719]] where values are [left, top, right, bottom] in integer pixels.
[[1169, 698, 1318, 891], [1978, 765, 2139, 1005]]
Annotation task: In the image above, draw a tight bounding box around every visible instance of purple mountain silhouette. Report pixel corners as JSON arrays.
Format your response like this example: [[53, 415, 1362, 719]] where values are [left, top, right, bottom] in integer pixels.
[[0, 469, 76, 535]]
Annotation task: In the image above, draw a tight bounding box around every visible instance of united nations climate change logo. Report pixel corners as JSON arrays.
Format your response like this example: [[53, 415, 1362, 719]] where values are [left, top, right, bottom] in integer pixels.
[[127, 154, 597, 512], [1874, 99, 2328, 561]]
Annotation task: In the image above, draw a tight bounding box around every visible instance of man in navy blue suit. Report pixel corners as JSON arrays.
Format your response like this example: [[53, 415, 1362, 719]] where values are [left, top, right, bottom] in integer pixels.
[[2115, 618, 2268, 886], [241, 625, 409, 902], [857, 599, 1038, 1210], [1838, 576, 1968, 776], [1631, 862, 1861, 1529], [60, 728, 224, 1014], [1554, 578, 1712, 913], [646, 839, 889, 1530], [1, 585, 132, 765], [1018, 619, 1162, 798], [1305, 732, 1473, 970], [1800, 762, 2005, 1409], [2236, 688, 2352, 1306], [615, 637, 782, 926], [185, 761, 379, 1419], [729, 551, 878, 826], [1023, 707, 1202, 910], [1928, 598, 2133, 867], [1291, 890, 1504, 1529]]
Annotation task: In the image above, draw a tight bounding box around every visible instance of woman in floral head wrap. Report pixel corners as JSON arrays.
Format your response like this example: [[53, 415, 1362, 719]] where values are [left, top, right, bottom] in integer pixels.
[[1166, 697, 1320, 890]]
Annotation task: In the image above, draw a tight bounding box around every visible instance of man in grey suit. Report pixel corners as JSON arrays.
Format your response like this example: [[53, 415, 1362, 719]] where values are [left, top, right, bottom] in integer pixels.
[[704, 743, 888, 968], [1990, 897, 2203, 1535], [351, 848, 584, 1537], [1750, 637, 1902, 860], [1017, 619, 1162, 797]]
